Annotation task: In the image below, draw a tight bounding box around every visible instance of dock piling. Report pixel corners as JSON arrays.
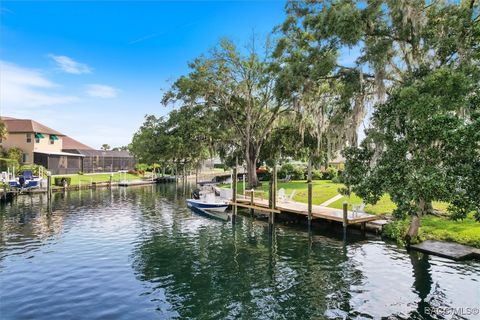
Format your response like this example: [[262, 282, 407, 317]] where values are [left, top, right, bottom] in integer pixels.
[[307, 159, 312, 230], [250, 189, 254, 216], [46, 172, 52, 201], [232, 166, 237, 221], [342, 201, 348, 237]]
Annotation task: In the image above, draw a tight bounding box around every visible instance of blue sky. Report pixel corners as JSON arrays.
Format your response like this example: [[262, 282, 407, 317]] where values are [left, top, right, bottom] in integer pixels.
[[0, 1, 288, 148]]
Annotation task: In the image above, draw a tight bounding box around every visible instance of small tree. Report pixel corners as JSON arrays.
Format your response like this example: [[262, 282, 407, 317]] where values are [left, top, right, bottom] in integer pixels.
[[101, 144, 111, 151]]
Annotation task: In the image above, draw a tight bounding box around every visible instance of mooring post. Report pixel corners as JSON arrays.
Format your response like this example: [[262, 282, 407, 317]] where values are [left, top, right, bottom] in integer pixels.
[[342, 201, 348, 238], [268, 164, 277, 231], [361, 222, 366, 237], [272, 164, 277, 210], [307, 158, 313, 230], [268, 180, 274, 228], [250, 189, 254, 216], [109, 173, 113, 188], [232, 166, 237, 222], [46, 171, 51, 201]]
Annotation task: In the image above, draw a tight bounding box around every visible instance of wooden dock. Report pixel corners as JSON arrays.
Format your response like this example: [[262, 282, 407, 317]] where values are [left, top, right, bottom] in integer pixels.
[[410, 240, 480, 261], [232, 195, 379, 226]]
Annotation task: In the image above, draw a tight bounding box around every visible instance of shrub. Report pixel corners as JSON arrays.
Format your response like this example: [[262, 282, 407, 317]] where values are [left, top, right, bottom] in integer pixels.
[[327, 166, 338, 178], [77, 171, 84, 175], [291, 166, 305, 180], [382, 219, 411, 245], [279, 163, 294, 179], [213, 163, 225, 169], [258, 170, 272, 181], [54, 177, 72, 186], [20, 164, 47, 177], [312, 169, 323, 180]]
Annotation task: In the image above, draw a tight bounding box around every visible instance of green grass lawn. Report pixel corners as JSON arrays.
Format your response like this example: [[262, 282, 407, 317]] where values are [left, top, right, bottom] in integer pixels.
[[223, 180, 344, 205], [420, 213, 480, 248], [328, 194, 450, 216], [52, 173, 141, 185], [220, 179, 480, 247]]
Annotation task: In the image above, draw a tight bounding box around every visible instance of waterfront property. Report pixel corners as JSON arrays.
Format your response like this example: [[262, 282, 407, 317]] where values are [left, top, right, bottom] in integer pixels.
[[1, 116, 136, 174]]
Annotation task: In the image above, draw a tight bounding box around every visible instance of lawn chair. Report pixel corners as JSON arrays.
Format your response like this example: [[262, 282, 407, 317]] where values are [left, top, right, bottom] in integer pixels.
[[288, 189, 296, 201], [278, 188, 296, 202], [352, 203, 366, 217]]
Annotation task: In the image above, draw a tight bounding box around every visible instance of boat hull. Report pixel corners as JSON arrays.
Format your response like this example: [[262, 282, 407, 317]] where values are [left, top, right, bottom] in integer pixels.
[[186, 199, 229, 212]]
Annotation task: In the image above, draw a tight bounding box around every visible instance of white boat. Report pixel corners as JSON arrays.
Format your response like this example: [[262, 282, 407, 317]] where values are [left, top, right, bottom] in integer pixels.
[[186, 198, 229, 212], [8, 171, 42, 190], [186, 185, 229, 212]]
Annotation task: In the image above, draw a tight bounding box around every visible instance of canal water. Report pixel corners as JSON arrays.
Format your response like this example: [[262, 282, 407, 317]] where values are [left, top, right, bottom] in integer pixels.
[[1, 184, 479, 319]]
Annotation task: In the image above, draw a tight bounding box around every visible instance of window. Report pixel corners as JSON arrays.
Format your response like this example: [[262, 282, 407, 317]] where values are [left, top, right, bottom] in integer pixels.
[[49, 134, 58, 144], [22, 153, 29, 163], [34, 133, 45, 143], [26, 133, 32, 143]]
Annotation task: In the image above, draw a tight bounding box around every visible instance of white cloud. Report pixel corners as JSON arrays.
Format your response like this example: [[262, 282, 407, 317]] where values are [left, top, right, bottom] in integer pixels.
[[85, 84, 119, 98], [0, 60, 78, 108], [49, 54, 92, 74]]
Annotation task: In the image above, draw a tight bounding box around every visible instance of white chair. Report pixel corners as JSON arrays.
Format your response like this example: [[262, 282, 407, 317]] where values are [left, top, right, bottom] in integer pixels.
[[352, 203, 366, 217], [278, 188, 286, 202]]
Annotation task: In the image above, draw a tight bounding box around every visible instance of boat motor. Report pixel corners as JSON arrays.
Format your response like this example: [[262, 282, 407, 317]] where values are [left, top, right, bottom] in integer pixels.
[[191, 188, 200, 200], [18, 175, 26, 188]]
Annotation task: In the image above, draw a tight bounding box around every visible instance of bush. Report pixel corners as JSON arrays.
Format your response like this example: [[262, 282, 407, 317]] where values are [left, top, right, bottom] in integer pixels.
[[20, 164, 47, 177], [77, 171, 84, 175], [213, 163, 225, 169], [382, 219, 411, 245], [279, 163, 294, 179], [291, 166, 305, 180], [128, 169, 139, 175], [312, 169, 323, 180], [332, 170, 344, 183], [258, 171, 271, 181], [54, 177, 72, 186]]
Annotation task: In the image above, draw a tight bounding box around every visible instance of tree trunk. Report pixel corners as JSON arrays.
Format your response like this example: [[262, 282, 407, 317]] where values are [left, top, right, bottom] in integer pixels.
[[246, 155, 259, 189], [405, 198, 426, 246]]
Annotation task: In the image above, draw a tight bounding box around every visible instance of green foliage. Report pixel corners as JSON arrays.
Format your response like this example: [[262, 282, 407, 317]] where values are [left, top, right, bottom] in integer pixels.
[[54, 177, 72, 186], [101, 144, 111, 151], [382, 220, 411, 246], [161, 38, 291, 187], [311, 169, 323, 180], [344, 65, 480, 224], [6, 147, 22, 165], [279, 163, 294, 179], [19, 164, 47, 177]]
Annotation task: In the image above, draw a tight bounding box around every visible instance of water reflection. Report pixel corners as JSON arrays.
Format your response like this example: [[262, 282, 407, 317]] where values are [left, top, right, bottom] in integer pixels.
[[0, 185, 478, 320]]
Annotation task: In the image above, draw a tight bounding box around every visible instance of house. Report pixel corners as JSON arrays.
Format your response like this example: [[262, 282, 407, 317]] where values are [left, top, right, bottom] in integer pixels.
[[1, 117, 135, 174]]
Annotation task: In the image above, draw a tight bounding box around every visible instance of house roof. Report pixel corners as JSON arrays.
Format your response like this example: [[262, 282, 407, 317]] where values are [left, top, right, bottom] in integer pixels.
[[34, 151, 85, 157], [75, 149, 134, 158], [1, 117, 65, 136], [62, 136, 94, 150]]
